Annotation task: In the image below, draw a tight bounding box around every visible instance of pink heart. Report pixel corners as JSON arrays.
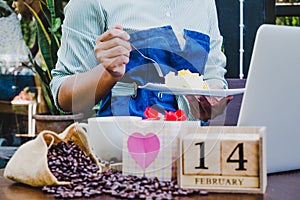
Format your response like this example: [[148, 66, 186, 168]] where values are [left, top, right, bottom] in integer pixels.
[[127, 132, 160, 170]]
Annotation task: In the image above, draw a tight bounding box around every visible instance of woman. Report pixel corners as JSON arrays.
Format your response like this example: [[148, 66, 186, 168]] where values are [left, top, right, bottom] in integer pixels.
[[50, 0, 232, 122]]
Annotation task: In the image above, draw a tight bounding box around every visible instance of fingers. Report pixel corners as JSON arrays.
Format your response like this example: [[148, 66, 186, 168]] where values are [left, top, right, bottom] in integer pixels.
[[114, 25, 123, 30], [96, 28, 130, 44], [94, 26, 132, 78], [186, 95, 234, 121], [197, 95, 212, 117], [95, 38, 131, 55], [208, 96, 233, 119], [186, 95, 209, 120], [186, 95, 200, 119], [226, 95, 234, 103], [107, 64, 126, 78]]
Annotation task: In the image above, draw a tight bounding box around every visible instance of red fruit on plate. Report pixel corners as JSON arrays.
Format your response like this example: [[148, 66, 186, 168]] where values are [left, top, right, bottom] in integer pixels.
[[144, 107, 160, 120]]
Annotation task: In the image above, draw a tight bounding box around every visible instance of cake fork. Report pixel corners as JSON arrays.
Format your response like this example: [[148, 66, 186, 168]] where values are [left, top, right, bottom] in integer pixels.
[[130, 43, 164, 77]]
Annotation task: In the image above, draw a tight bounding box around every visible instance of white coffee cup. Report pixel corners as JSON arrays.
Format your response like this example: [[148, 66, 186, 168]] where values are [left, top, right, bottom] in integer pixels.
[[77, 116, 142, 162]]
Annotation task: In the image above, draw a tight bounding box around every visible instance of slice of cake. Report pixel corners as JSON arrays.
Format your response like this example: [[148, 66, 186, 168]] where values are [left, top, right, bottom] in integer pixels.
[[165, 69, 208, 89]]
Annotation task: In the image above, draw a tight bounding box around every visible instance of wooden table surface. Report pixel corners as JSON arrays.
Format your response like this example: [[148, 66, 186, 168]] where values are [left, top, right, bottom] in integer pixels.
[[1, 169, 300, 200]]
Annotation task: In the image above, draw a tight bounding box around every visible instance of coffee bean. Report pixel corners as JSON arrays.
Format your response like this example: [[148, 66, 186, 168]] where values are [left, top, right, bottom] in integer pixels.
[[111, 182, 120, 190], [127, 192, 137, 199], [199, 190, 209, 196], [139, 194, 146, 199], [42, 141, 204, 199], [74, 191, 83, 197], [120, 192, 129, 198]]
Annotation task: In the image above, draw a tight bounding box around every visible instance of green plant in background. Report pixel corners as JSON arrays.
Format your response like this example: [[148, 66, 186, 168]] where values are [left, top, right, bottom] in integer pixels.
[[276, 0, 300, 27], [277, 0, 300, 3], [276, 16, 300, 26], [24, 0, 62, 115], [20, 17, 37, 50]]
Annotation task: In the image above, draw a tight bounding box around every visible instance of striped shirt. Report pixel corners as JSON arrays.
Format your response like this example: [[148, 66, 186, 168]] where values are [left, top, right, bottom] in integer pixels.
[[50, 0, 228, 112]]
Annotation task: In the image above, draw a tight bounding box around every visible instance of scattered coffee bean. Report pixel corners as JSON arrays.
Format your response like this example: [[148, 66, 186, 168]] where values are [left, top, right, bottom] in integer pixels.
[[199, 190, 209, 196], [42, 141, 206, 199]]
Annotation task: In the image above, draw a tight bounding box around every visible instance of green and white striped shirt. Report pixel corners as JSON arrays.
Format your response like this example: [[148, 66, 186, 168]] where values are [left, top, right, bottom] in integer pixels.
[[50, 0, 228, 113]]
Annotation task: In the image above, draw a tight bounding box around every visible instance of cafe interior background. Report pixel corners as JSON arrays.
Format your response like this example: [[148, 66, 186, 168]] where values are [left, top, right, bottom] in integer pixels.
[[1, 0, 300, 168]]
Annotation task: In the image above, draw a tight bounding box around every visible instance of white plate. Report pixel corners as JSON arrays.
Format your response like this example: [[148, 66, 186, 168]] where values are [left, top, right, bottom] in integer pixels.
[[139, 83, 245, 96]]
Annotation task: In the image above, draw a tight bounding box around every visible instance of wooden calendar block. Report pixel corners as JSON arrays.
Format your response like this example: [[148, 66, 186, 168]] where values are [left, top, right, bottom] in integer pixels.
[[178, 126, 267, 194], [221, 137, 259, 176], [183, 134, 221, 175]]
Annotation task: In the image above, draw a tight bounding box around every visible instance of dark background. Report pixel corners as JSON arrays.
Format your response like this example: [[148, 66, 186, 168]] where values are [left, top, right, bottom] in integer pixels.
[[215, 0, 275, 78]]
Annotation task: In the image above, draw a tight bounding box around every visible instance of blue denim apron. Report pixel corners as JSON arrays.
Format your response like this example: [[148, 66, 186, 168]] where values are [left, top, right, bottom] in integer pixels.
[[97, 26, 210, 118]]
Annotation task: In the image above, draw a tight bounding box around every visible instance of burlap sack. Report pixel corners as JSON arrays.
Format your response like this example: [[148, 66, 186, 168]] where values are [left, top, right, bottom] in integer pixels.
[[4, 123, 101, 187]]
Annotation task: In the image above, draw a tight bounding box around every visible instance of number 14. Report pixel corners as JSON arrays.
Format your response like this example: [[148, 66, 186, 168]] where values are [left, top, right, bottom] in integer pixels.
[[195, 142, 248, 171]]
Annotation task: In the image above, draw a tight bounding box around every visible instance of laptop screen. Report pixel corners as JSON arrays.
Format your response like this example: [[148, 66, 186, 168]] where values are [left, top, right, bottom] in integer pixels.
[[238, 24, 300, 173]]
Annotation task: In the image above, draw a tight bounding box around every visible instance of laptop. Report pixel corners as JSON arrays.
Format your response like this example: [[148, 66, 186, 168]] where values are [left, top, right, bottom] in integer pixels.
[[237, 24, 300, 173]]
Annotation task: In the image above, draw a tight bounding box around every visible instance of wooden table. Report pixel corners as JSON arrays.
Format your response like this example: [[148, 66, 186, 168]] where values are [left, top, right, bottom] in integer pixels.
[[1, 169, 299, 200]]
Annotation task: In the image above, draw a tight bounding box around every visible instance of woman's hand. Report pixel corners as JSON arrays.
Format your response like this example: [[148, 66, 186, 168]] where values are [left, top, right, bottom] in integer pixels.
[[186, 95, 234, 122], [94, 25, 132, 79]]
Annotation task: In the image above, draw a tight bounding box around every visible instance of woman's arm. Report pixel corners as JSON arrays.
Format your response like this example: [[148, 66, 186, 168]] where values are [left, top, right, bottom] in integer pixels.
[[50, 0, 131, 114], [58, 27, 131, 113], [203, 0, 228, 90]]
